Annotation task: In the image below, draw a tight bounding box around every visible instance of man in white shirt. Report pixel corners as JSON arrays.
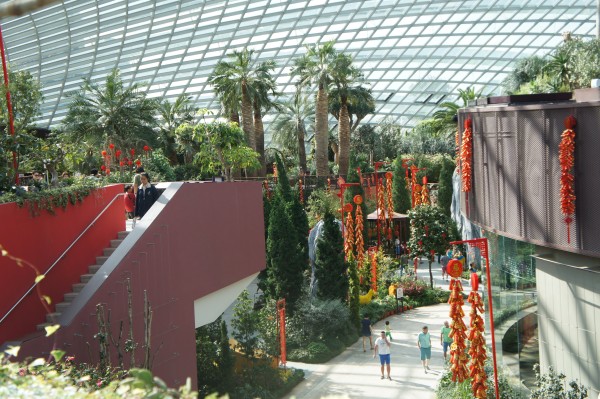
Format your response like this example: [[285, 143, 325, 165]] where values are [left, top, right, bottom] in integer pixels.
[[373, 330, 392, 380]]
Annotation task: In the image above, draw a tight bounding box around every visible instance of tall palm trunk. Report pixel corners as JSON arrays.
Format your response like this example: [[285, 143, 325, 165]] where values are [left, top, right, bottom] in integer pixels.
[[241, 82, 255, 149], [296, 116, 308, 174], [253, 98, 266, 177], [338, 96, 350, 177], [230, 110, 240, 125], [315, 83, 329, 177]]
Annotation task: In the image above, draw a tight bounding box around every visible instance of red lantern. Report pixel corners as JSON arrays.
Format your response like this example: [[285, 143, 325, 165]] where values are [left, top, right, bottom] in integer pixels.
[[128, 160, 133, 166], [106, 169, 111, 175], [130, 148, 135, 156], [100, 165, 106, 171], [353, 195, 363, 205], [135, 159, 141, 166], [143, 145, 150, 152], [447, 259, 463, 278], [343, 203, 353, 213], [108, 143, 115, 149], [119, 161, 124, 166], [101, 150, 107, 157], [115, 150, 122, 158], [385, 171, 393, 179]]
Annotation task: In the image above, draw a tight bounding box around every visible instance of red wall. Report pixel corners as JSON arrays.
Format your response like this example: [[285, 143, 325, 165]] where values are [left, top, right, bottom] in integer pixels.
[[14, 182, 265, 390], [0, 185, 124, 343]]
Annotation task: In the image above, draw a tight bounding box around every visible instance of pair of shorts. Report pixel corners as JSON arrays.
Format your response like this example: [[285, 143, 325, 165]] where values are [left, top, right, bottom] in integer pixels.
[[443, 341, 451, 353], [379, 354, 390, 365], [420, 347, 431, 360]]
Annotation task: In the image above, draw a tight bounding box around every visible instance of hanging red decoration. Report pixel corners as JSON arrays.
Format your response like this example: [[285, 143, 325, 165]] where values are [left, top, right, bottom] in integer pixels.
[[446, 259, 463, 278], [128, 160, 133, 166], [460, 118, 473, 192], [467, 291, 488, 398], [115, 150, 122, 159], [298, 179, 304, 204], [559, 115, 576, 244], [385, 172, 394, 240], [135, 159, 141, 166], [108, 143, 115, 150], [376, 179, 386, 241], [143, 145, 150, 152], [106, 169, 111, 175], [344, 209, 355, 259], [130, 148, 135, 156], [100, 165, 106, 171], [448, 278, 468, 383], [354, 195, 365, 267], [101, 150, 107, 157], [370, 249, 377, 292]]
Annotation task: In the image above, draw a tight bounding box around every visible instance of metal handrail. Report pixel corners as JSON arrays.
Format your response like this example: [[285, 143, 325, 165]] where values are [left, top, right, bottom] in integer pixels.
[[0, 192, 124, 326]]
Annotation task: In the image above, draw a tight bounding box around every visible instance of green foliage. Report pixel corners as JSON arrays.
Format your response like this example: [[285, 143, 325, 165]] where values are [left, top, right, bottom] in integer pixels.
[[501, 56, 548, 95], [177, 121, 259, 181], [61, 69, 158, 150], [264, 194, 306, 313], [0, 353, 197, 398], [0, 178, 98, 215], [396, 119, 455, 156], [347, 258, 361, 331], [530, 364, 588, 399], [173, 164, 202, 181], [437, 156, 455, 216], [230, 366, 304, 399], [392, 157, 411, 214], [314, 211, 348, 302], [231, 290, 261, 359], [196, 317, 233, 398], [306, 188, 338, 228], [142, 150, 176, 182], [408, 205, 457, 258], [357, 119, 403, 162]]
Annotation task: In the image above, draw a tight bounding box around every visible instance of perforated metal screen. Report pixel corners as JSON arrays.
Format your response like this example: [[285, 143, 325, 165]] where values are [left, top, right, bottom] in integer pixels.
[[459, 98, 600, 258]]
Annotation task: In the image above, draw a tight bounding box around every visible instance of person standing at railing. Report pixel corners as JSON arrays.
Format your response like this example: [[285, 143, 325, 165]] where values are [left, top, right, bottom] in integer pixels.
[[124, 184, 135, 219], [132, 166, 144, 196], [135, 172, 159, 219]]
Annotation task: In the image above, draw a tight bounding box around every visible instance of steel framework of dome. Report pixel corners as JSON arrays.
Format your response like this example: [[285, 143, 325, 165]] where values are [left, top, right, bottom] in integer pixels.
[[1, 0, 597, 141]]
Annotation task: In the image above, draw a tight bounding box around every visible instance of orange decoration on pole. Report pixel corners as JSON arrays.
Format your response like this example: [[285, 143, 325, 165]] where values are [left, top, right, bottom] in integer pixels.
[[467, 291, 488, 399], [460, 118, 473, 192], [386, 173, 394, 240], [298, 179, 304, 204], [277, 299, 287, 366], [377, 179, 386, 243], [354, 196, 365, 268], [413, 184, 422, 207], [263, 180, 271, 199], [448, 278, 468, 383], [344, 209, 355, 259], [559, 115, 576, 244], [370, 248, 377, 292]]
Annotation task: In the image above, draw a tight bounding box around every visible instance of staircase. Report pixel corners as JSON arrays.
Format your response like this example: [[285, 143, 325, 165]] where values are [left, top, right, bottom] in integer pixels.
[[36, 230, 130, 331]]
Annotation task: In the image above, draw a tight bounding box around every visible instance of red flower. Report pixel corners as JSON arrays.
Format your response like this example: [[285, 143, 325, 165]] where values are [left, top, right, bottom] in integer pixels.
[[119, 161, 124, 166], [101, 150, 107, 157], [108, 143, 115, 149], [115, 150, 122, 158], [128, 160, 133, 166], [106, 169, 111, 175], [100, 165, 106, 171], [97, 379, 103, 387], [135, 159, 141, 166], [130, 148, 135, 156], [143, 145, 150, 152]]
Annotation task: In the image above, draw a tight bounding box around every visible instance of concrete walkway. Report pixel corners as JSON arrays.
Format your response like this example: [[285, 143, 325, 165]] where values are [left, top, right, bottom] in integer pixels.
[[284, 259, 456, 399]]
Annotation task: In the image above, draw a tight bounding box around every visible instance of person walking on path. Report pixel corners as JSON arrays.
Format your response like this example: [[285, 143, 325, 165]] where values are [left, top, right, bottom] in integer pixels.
[[440, 321, 452, 360], [385, 320, 393, 341], [418, 325, 432, 373], [373, 331, 392, 380], [361, 314, 373, 352], [440, 251, 450, 281]]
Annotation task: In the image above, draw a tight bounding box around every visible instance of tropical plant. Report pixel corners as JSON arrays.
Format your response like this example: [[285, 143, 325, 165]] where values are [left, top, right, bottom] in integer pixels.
[[251, 59, 278, 176], [306, 188, 338, 228], [437, 156, 455, 216], [501, 55, 548, 95], [292, 41, 338, 177], [407, 205, 459, 288], [176, 121, 259, 181], [156, 94, 197, 164], [61, 69, 158, 150], [433, 87, 480, 138]]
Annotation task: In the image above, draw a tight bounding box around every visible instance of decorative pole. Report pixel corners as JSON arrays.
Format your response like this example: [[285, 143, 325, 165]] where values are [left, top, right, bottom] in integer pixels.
[[276, 299, 287, 367], [421, 176, 430, 205], [298, 179, 304, 204], [339, 181, 360, 248], [385, 171, 394, 240], [354, 195, 365, 268], [374, 161, 389, 247], [344, 205, 354, 260], [0, 23, 18, 184]]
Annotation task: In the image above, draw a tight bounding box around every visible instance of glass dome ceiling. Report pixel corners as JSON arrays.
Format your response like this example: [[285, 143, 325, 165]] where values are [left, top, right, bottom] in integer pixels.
[[1, 0, 597, 142]]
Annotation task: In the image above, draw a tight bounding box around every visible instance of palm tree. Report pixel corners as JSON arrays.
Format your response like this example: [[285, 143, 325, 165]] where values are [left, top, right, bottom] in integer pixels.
[[292, 41, 337, 178], [251, 59, 278, 176], [62, 68, 158, 150], [433, 87, 480, 137], [208, 48, 257, 149], [329, 53, 361, 177], [271, 85, 314, 173], [157, 94, 197, 164]]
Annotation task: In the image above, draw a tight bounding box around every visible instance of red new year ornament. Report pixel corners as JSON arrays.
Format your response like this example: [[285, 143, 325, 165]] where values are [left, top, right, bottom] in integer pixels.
[[108, 143, 115, 149], [353, 195, 363, 205], [559, 116, 576, 243], [447, 259, 463, 278], [460, 118, 473, 192]]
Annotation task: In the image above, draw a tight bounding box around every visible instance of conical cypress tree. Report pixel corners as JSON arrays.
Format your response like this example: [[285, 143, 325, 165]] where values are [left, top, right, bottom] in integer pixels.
[[393, 157, 411, 213], [314, 211, 348, 302], [437, 156, 454, 216], [257, 193, 272, 294], [266, 193, 304, 312], [275, 154, 292, 201]]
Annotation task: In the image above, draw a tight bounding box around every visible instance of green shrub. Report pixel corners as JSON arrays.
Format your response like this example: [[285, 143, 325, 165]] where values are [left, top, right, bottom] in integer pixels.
[[143, 150, 176, 182], [530, 364, 588, 399], [287, 297, 352, 348], [173, 164, 201, 181]]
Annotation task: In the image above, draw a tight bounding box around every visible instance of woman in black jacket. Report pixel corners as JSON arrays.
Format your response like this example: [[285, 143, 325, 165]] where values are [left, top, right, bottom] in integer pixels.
[[135, 172, 159, 219]]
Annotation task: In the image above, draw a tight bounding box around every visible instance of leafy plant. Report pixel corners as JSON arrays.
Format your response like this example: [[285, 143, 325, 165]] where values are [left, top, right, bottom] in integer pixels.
[[530, 364, 588, 399]]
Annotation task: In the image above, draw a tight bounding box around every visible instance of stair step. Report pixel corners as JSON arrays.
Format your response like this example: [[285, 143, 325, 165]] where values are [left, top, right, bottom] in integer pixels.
[[80, 273, 95, 284], [55, 302, 71, 313], [96, 256, 109, 265], [110, 239, 123, 248], [64, 292, 78, 302], [117, 231, 129, 239], [72, 283, 86, 293], [89, 264, 101, 274], [46, 312, 61, 324], [104, 247, 116, 257], [36, 322, 52, 331]]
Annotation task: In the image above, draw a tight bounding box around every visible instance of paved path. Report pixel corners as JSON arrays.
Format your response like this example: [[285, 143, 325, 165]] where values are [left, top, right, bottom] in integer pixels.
[[284, 259, 456, 399]]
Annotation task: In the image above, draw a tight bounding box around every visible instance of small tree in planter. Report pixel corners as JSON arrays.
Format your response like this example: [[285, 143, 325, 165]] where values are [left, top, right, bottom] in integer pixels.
[[407, 205, 458, 288]]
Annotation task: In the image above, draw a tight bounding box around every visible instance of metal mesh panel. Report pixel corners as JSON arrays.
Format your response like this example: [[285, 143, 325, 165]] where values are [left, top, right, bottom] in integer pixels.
[[472, 115, 488, 224], [497, 112, 520, 234], [519, 110, 546, 242]]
